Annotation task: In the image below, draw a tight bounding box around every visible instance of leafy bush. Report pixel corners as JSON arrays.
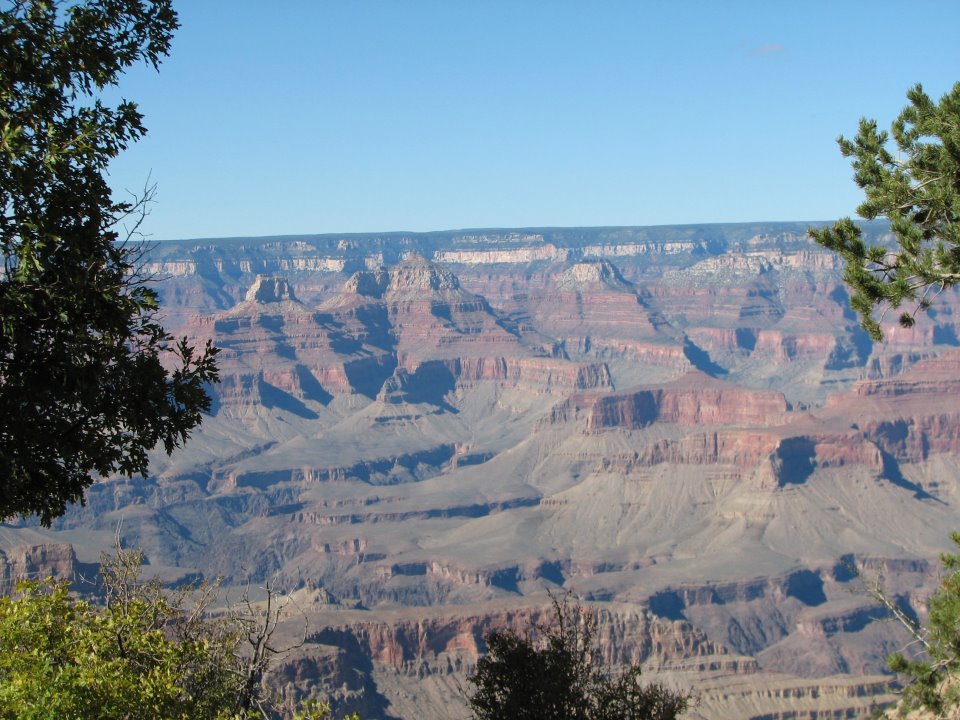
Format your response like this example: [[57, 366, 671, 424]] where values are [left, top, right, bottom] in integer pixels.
[[0, 544, 353, 720]]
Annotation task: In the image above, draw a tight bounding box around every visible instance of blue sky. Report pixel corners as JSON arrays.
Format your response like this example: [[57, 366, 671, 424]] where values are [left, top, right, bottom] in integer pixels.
[[104, 1, 960, 240]]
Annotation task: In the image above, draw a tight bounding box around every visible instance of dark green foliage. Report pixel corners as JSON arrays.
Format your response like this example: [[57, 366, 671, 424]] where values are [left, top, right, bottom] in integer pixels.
[[887, 532, 960, 716], [0, 0, 219, 524], [810, 82, 960, 341], [468, 629, 591, 720], [465, 595, 693, 720], [593, 667, 696, 720]]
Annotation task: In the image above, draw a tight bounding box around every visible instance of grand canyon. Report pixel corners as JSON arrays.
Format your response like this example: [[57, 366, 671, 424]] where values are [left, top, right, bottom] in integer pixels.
[[8, 221, 960, 718]]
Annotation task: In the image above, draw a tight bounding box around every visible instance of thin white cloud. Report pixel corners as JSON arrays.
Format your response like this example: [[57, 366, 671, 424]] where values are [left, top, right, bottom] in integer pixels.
[[755, 43, 785, 55]]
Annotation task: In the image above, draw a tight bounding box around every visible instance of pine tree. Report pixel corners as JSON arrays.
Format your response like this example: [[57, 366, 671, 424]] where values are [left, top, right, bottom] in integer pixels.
[[810, 82, 960, 341]]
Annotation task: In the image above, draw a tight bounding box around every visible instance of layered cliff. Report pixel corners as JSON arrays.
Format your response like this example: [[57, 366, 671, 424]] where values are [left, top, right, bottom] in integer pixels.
[[548, 375, 788, 430], [10, 222, 960, 719]]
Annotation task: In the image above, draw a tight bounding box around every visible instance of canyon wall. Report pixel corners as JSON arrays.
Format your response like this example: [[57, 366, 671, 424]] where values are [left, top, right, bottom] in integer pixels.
[[7, 221, 958, 719]]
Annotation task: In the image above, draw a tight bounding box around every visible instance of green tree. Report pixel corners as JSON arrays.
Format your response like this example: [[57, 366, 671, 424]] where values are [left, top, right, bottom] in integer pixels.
[[0, 0, 219, 525], [0, 548, 241, 719], [810, 82, 960, 341], [817, 83, 960, 717], [0, 543, 357, 719], [877, 532, 960, 717], [465, 595, 693, 720]]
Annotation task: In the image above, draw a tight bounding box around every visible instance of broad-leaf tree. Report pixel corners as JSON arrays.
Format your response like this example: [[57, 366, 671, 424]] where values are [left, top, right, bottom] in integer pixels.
[[0, 544, 357, 719], [0, 577, 241, 720], [0, 0, 219, 524], [810, 82, 960, 341]]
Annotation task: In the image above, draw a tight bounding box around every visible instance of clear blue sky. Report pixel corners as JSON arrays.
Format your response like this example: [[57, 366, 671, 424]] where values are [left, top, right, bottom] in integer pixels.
[[104, 1, 960, 240]]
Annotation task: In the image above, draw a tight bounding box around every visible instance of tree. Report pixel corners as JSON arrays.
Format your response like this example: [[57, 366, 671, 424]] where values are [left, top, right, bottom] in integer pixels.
[[0, 547, 243, 719], [809, 82, 960, 341], [0, 0, 220, 525], [464, 594, 693, 720], [0, 542, 356, 720], [868, 532, 960, 717], [810, 81, 960, 716]]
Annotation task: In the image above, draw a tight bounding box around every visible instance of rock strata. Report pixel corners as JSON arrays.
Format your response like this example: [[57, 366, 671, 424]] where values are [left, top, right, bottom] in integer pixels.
[[23, 223, 960, 720]]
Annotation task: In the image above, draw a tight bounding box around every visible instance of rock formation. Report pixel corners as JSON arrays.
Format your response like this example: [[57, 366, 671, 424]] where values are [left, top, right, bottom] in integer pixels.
[[8, 222, 960, 718]]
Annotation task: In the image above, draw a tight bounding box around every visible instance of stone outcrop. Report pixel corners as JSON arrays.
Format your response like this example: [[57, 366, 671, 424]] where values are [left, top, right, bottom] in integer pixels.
[[433, 242, 568, 265], [548, 375, 788, 430], [753, 331, 839, 362], [244, 274, 300, 304], [270, 597, 896, 719], [0, 543, 97, 595], [308, 601, 720, 675]]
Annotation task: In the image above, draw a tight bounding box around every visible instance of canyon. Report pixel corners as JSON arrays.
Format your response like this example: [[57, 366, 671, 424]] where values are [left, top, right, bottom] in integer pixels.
[[7, 221, 960, 718]]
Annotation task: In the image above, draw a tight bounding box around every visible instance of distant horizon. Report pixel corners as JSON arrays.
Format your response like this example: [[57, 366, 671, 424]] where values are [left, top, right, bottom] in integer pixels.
[[144, 217, 889, 245]]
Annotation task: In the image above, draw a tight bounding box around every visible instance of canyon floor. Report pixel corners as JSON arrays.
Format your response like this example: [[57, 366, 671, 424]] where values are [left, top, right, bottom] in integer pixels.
[[7, 222, 960, 718]]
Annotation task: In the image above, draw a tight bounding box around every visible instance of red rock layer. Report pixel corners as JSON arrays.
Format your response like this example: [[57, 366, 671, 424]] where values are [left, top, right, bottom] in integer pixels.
[[550, 375, 788, 430]]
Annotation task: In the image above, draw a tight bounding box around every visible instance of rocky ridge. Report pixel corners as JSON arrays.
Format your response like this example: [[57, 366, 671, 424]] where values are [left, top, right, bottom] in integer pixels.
[[8, 221, 960, 719]]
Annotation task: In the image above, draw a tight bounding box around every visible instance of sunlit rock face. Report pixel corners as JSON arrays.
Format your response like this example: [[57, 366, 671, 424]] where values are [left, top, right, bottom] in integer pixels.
[[16, 222, 960, 718], [245, 274, 299, 304]]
